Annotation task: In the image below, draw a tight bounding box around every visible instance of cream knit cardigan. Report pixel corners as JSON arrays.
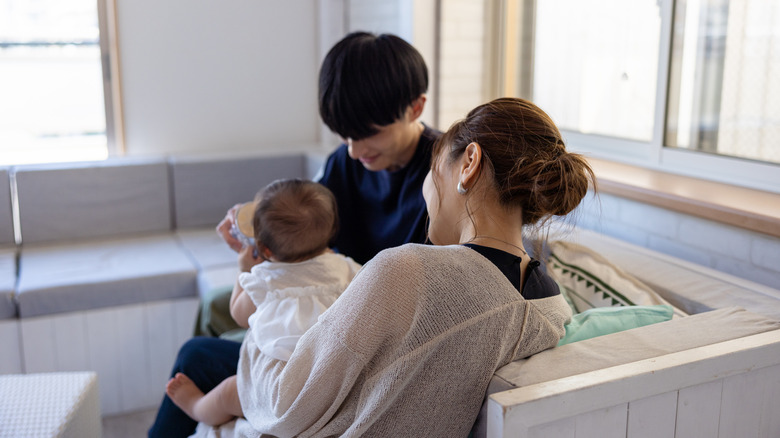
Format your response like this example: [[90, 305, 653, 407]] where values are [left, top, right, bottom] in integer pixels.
[[193, 244, 571, 438]]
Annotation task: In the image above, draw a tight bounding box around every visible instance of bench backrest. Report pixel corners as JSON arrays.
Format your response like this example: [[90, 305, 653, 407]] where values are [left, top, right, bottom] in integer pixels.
[[170, 153, 305, 229], [14, 158, 172, 244], [0, 168, 14, 246]]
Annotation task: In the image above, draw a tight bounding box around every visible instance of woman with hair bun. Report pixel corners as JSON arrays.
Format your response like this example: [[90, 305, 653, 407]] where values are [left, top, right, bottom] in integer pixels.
[[186, 97, 595, 437]]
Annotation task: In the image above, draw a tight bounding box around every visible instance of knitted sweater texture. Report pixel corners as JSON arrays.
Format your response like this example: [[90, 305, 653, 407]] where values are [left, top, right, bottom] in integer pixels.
[[195, 243, 571, 438]]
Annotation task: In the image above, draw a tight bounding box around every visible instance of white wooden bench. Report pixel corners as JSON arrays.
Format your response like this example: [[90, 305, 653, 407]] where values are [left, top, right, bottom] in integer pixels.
[[479, 229, 780, 437]]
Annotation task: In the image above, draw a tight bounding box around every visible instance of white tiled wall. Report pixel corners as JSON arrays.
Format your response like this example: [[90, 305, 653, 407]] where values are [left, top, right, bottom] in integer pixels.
[[347, 0, 412, 41], [438, 0, 487, 128], [575, 192, 780, 289], [340, 0, 487, 130]]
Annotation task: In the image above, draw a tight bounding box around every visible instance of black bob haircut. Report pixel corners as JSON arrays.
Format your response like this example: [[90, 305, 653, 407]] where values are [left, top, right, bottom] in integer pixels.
[[318, 32, 428, 141]]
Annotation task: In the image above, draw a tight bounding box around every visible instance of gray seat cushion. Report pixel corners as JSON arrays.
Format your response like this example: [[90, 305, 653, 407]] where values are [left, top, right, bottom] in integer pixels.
[[175, 228, 239, 299], [472, 307, 780, 437], [196, 265, 239, 300], [14, 158, 172, 244], [0, 168, 13, 246], [170, 153, 305, 229], [0, 249, 16, 319], [17, 233, 197, 317], [176, 228, 236, 271]]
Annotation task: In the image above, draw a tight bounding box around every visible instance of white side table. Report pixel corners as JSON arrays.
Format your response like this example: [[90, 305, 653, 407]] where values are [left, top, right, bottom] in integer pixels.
[[0, 372, 101, 437]]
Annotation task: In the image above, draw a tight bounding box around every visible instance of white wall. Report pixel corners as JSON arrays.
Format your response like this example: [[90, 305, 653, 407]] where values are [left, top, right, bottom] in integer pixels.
[[345, 0, 437, 128], [116, 1, 320, 156], [438, 0, 487, 129]]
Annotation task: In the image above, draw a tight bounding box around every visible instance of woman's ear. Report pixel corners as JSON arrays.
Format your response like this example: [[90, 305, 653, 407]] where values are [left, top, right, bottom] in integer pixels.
[[459, 142, 482, 189]]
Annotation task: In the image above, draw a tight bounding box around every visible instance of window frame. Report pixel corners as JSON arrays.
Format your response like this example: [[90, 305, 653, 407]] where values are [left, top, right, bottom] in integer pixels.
[[492, 0, 780, 194], [0, 0, 123, 162], [97, 0, 124, 156]]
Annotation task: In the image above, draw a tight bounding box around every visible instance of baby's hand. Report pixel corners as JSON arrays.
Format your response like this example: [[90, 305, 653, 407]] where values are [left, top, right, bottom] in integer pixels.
[[238, 245, 264, 272], [216, 203, 244, 253]]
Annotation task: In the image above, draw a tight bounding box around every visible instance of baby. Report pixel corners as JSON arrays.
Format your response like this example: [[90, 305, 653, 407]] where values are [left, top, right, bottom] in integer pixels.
[[165, 178, 361, 426]]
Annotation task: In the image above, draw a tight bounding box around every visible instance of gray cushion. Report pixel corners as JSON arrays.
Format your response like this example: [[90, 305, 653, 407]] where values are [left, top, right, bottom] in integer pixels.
[[176, 228, 236, 270], [0, 168, 14, 245], [472, 307, 780, 437], [170, 153, 305, 229], [0, 249, 16, 319], [569, 228, 780, 320], [16, 233, 197, 317], [14, 158, 172, 244], [197, 265, 239, 300], [304, 151, 327, 181]]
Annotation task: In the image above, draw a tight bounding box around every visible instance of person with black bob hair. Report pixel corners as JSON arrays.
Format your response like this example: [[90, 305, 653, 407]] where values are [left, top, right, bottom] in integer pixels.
[[311, 31, 439, 264], [149, 31, 441, 437], [319, 31, 428, 142]]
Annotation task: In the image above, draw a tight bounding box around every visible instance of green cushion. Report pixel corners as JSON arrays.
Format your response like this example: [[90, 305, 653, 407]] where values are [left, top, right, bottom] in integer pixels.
[[558, 304, 674, 346]]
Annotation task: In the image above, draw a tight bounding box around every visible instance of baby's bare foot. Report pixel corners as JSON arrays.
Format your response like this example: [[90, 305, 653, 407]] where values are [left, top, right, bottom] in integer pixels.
[[166, 373, 204, 421]]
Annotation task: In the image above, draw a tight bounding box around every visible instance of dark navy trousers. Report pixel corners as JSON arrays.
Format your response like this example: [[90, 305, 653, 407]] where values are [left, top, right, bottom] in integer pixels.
[[148, 337, 241, 438]]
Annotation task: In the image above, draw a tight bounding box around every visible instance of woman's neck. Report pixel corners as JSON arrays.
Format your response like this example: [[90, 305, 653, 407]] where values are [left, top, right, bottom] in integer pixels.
[[458, 206, 527, 257]]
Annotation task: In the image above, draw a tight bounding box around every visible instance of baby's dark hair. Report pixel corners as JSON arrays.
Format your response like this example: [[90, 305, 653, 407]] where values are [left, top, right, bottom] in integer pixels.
[[433, 97, 596, 226], [253, 179, 338, 263], [319, 31, 428, 141]]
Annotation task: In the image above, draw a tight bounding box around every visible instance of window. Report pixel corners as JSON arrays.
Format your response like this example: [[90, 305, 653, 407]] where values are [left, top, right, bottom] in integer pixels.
[[666, 0, 780, 165], [534, 0, 660, 142], [0, 0, 110, 165], [495, 0, 780, 192]]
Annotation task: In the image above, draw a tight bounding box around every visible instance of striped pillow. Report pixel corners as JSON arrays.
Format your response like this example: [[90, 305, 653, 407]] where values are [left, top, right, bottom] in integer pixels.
[[548, 240, 687, 317]]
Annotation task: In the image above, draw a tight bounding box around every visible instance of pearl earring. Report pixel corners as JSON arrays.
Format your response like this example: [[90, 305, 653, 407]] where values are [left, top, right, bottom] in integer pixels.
[[457, 181, 468, 195]]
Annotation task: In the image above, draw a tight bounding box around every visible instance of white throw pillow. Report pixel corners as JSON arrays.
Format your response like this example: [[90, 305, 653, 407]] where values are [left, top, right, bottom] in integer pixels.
[[548, 240, 687, 317]]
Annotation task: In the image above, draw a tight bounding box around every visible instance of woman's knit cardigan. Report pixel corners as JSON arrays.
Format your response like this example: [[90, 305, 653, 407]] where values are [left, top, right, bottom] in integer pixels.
[[194, 243, 571, 438]]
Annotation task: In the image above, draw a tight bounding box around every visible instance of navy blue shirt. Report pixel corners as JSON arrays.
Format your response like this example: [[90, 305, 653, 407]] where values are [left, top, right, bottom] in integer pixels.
[[318, 125, 440, 264]]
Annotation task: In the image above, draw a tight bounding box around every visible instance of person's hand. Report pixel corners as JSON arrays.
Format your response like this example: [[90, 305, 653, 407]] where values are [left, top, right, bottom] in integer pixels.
[[238, 245, 264, 273], [216, 203, 244, 253]]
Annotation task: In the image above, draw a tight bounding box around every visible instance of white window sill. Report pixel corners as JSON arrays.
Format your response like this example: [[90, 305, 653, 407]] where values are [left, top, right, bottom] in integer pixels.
[[587, 158, 780, 238]]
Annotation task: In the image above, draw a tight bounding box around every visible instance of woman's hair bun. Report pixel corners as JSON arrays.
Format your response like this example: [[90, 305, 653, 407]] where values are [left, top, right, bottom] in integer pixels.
[[522, 151, 593, 224], [433, 97, 596, 226]]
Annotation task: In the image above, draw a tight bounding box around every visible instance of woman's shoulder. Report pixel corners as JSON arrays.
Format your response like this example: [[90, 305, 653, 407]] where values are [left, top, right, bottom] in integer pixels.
[[367, 244, 486, 275], [373, 242, 466, 258]]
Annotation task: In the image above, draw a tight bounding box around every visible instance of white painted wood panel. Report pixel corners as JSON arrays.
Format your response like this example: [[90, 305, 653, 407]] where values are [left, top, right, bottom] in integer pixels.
[[487, 330, 780, 438], [528, 417, 575, 438], [52, 312, 89, 372], [145, 300, 178, 407], [85, 306, 122, 415], [116, 304, 149, 413], [20, 316, 56, 373], [575, 404, 627, 438], [627, 391, 677, 438], [16, 297, 200, 416], [0, 320, 22, 374], [675, 380, 722, 438], [719, 363, 780, 438], [173, 297, 199, 348]]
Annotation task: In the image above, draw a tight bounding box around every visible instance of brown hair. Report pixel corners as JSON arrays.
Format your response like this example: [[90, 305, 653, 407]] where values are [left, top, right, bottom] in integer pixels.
[[253, 179, 339, 263], [433, 97, 596, 226]]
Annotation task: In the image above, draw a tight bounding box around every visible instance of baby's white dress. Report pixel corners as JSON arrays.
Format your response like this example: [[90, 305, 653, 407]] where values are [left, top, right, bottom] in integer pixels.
[[239, 251, 362, 361]]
